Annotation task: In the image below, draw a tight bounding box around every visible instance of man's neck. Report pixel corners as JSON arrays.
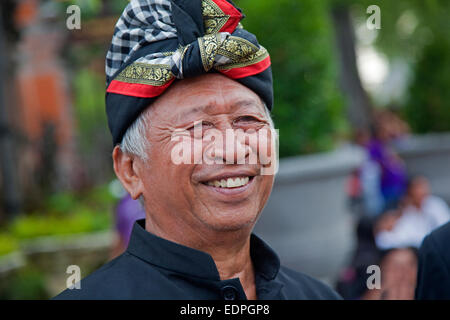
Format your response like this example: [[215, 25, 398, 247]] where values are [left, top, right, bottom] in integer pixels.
[[211, 239, 257, 300], [145, 217, 257, 299]]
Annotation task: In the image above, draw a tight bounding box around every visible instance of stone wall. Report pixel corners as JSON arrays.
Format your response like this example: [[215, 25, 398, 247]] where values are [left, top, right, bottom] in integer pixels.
[[254, 145, 365, 285], [396, 132, 450, 203]]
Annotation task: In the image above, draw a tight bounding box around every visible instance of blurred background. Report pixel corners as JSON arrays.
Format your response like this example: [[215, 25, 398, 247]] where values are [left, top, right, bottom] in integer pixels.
[[0, 0, 449, 299]]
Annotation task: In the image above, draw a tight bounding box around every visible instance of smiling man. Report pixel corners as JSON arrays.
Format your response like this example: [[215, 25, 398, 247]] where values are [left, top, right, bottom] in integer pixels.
[[55, 0, 341, 300]]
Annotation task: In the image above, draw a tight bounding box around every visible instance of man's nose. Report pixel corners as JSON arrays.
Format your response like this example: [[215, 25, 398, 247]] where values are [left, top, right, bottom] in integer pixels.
[[205, 126, 251, 164], [224, 129, 250, 164]]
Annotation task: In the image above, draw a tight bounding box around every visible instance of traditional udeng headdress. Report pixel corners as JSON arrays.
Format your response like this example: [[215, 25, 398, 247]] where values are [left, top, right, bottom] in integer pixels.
[[105, 0, 273, 145]]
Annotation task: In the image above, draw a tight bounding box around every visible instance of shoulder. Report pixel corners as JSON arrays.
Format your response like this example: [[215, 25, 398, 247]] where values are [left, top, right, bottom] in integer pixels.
[[426, 196, 450, 215], [427, 195, 448, 206], [52, 252, 162, 300], [53, 254, 125, 300], [416, 221, 450, 299], [421, 221, 450, 256], [433, 220, 450, 238], [277, 266, 342, 300]]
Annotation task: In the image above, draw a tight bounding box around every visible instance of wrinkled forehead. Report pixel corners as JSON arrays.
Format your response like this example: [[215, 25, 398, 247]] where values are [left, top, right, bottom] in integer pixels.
[[150, 74, 267, 121]]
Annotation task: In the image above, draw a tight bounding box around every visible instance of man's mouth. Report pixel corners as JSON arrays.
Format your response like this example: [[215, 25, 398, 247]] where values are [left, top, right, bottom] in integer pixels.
[[204, 176, 253, 189], [197, 170, 258, 197]]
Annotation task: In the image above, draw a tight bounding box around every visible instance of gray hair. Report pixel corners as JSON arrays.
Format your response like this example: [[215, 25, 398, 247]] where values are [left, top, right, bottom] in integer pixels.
[[119, 103, 275, 161], [119, 108, 152, 161]]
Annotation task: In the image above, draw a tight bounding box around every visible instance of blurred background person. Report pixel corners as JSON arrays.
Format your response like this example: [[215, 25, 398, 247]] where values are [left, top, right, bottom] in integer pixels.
[[375, 176, 450, 251], [338, 175, 450, 300], [362, 176, 449, 300], [363, 248, 418, 300], [110, 193, 145, 259], [368, 111, 409, 212]]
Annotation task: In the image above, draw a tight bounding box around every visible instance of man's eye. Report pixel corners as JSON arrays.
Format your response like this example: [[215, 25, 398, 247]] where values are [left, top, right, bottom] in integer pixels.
[[188, 121, 213, 132], [234, 116, 262, 125]]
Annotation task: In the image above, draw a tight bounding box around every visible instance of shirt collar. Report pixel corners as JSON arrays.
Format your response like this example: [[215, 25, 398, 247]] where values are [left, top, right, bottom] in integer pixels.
[[126, 219, 280, 281]]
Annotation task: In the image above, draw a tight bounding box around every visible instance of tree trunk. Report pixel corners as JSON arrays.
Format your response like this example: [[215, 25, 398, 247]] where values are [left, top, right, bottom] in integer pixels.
[[0, 3, 22, 219], [331, 5, 373, 131]]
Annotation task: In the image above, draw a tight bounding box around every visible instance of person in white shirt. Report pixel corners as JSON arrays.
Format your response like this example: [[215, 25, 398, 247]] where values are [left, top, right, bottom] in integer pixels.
[[375, 176, 450, 250]]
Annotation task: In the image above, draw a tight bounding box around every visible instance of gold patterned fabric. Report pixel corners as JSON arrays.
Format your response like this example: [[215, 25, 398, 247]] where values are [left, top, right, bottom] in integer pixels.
[[202, 0, 232, 34], [110, 0, 268, 87], [204, 36, 269, 71], [115, 63, 174, 86]]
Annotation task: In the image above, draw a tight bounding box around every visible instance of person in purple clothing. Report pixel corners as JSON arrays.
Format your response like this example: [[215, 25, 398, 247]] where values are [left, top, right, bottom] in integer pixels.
[[352, 117, 408, 217], [111, 193, 145, 258], [366, 110, 409, 210], [367, 138, 407, 208]]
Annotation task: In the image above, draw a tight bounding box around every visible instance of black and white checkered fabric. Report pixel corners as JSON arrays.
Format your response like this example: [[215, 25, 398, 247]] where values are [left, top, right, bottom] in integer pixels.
[[105, 0, 177, 83]]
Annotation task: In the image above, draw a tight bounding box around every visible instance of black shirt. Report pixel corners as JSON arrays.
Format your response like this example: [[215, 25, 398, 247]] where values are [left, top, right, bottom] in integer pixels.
[[415, 221, 450, 300], [54, 219, 341, 300]]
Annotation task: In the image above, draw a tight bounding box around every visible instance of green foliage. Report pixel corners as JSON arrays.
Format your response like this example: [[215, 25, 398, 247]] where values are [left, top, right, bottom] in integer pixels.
[[107, 0, 131, 14], [404, 34, 450, 133], [73, 68, 109, 153], [45, 192, 78, 214], [80, 184, 117, 208], [1, 268, 49, 300], [0, 185, 116, 298], [9, 210, 111, 240], [58, 0, 130, 18], [43, 184, 115, 214], [3, 185, 114, 241], [349, 0, 450, 62], [237, 0, 347, 156], [0, 233, 18, 256], [349, 0, 450, 133]]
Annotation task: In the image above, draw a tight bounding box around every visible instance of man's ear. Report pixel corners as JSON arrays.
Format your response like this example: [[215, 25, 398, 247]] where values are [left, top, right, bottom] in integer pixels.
[[112, 146, 145, 200]]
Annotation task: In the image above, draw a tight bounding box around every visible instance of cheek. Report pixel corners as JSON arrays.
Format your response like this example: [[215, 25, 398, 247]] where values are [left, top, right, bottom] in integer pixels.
[[142, 164, 196, 208], [251, 127, 278, 175], [261, 175, 274, 192], [255, 175, 274, 203], [169, 134, 206, 165], [146, 142, 195, 189], [192, 138, 205, 164]]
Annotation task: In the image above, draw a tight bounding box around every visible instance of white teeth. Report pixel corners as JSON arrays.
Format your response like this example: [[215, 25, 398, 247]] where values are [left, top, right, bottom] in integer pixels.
[[206, 176, 251, 188]]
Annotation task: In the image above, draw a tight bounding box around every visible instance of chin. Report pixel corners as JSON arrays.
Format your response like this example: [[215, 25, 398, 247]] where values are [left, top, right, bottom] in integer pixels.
[[201, 208, 260, 232]]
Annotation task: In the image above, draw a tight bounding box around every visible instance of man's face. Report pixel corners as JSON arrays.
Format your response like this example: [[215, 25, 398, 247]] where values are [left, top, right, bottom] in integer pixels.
[[409, 177, 430, 207], [136, 74, 275, 233]]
